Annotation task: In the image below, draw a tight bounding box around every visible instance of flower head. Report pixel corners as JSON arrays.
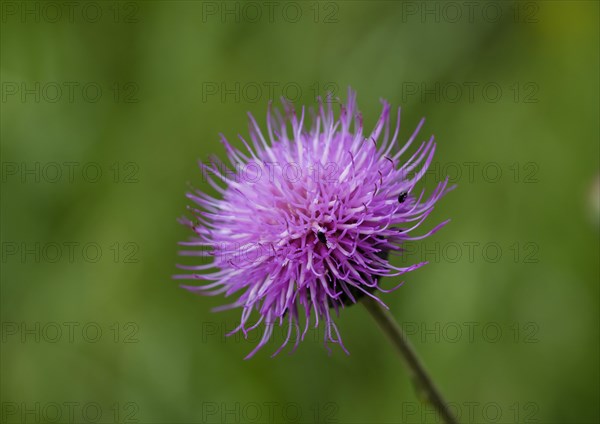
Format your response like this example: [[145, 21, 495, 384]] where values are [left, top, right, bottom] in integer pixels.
[[176, 89, 451, 358]]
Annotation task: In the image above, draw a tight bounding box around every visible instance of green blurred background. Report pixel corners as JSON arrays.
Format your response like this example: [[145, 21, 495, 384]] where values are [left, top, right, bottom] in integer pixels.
[[1, 1, 598, 423]]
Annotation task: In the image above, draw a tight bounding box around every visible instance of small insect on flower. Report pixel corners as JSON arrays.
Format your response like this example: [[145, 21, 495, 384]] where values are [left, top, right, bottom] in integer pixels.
[[176, 88, 452, 358], [317, 231, 328, 244]]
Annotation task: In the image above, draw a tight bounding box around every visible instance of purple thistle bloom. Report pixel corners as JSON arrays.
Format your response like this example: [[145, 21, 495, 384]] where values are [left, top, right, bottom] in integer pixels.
[[176, 89, 452, 358]]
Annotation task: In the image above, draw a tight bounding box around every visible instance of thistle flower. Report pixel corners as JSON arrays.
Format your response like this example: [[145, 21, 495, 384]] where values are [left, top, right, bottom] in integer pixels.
[[176, 89, 451, 358]]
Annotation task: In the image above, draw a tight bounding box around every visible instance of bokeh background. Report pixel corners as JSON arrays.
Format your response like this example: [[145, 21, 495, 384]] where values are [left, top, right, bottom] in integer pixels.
[[2, 1, 599, 423]]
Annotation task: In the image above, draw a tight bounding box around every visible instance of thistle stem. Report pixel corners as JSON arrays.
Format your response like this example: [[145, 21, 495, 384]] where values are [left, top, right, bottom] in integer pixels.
[[362, 296, 458, 424]]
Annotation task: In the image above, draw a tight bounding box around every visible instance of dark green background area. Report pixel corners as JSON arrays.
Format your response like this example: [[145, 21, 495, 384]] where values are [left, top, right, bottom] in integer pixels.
[[1, 1, 598, 423]]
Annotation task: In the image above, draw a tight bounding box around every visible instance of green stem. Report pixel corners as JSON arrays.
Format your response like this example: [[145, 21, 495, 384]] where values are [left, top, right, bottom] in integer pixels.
[[362, 296, 458, 424]]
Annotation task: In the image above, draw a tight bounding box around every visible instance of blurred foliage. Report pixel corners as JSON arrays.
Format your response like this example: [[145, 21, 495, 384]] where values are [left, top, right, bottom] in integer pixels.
[[1, 1, 598, 423]]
